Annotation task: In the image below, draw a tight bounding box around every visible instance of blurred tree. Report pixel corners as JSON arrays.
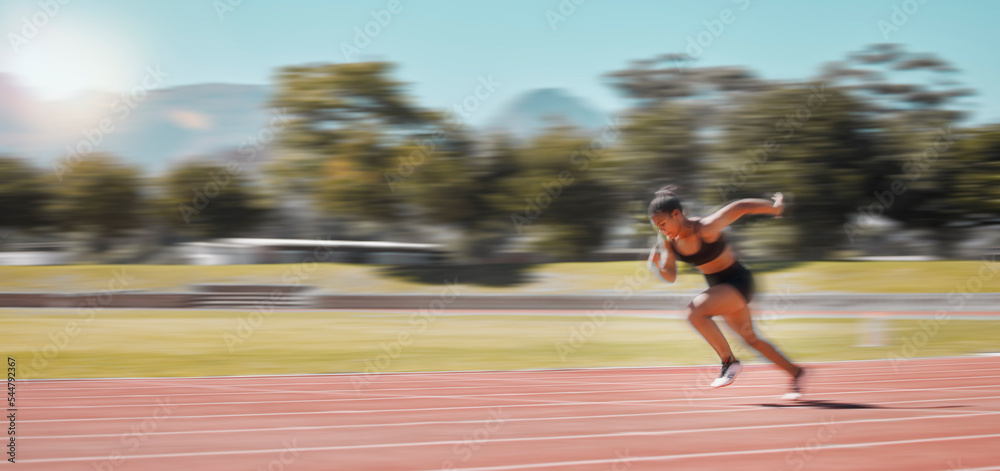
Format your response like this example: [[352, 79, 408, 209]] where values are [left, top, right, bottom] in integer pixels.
[[160, 161, 270, 239], [711, 85, 880, 258], [606, 54, 773, 242], [606, 54, 770, 108], [408, 131, 522, 260], [613, 101, 703, 235], [313, 130, 400, 223], [270, 62, 439, 228], [952, 125, 1000, 221], [0, 156, 50, 232], [501, 126, 620, 260], [261, 150, 329, 238], [819, 43, 973, 131], [617, 102, 702, 184], [821, 44, 976, 255], [48, 154, 144, 253]]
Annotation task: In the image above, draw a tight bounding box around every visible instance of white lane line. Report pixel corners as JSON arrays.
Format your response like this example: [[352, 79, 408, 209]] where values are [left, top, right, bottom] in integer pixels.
[[21, 364, 1000, 394], [19, 359, 1000, 393], [22, 371, 1000, 402], [935, 467, 1000, 471], [21, 366, 1000, 398], [20, 390, 1000, 424], [18, 357, 1000, 388], [424, 433, 1000, 471], [17, 374, 1000, 410], [21, 398, 996, 440], [18, 411, 1000, 463]]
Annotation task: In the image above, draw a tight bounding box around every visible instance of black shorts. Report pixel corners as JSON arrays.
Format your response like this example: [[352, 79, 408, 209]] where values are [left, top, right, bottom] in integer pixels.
[[704, 262, 755, 303]]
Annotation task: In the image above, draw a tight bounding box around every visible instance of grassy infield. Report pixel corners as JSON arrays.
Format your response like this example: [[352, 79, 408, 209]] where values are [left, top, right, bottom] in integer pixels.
[[2, 261, 998, 379]]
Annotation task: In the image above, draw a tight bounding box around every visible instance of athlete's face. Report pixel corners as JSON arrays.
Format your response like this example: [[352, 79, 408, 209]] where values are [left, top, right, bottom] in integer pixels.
[[651, 210, 683, 239]]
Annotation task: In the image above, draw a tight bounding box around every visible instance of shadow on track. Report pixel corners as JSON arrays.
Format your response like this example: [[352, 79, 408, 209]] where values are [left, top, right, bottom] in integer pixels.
[[749, 400, 969, 410]]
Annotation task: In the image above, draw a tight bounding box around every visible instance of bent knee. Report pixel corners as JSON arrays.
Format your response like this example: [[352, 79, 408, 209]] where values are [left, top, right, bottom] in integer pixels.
[[686, 304, 709, 322]]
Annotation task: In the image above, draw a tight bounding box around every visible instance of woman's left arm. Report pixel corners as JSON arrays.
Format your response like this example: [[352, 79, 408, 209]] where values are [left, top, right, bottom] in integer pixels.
[[700, 193, 783, 238]]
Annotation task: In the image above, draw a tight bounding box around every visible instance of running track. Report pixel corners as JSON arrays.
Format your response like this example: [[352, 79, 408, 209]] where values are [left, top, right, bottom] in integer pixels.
[[14, 356, 1000, 470]]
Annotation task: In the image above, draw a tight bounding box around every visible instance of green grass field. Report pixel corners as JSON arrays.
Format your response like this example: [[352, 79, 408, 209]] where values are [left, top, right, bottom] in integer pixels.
[[0, 260, 998, 294], [3, 309, 998, 379]]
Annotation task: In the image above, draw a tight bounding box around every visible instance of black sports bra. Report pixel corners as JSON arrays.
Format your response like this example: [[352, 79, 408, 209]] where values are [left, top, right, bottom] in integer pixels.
[[670, 232, 727, 266]]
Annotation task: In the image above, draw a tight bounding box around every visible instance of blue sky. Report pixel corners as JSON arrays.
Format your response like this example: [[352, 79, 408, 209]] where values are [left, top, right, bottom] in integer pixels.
[[1, 0, 997, 125]]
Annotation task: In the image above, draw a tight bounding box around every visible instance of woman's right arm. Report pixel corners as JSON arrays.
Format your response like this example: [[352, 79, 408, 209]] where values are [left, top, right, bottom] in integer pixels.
[[647, 237, 677, 283]]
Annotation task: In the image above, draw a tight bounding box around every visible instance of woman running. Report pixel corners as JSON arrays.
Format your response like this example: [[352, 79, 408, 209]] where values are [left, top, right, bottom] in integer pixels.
[[646, 186, 805, 399]]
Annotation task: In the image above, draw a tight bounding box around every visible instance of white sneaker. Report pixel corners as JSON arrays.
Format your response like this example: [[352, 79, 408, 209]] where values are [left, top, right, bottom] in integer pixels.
[[710, 359, 742, 388], [782, 368, 806, 400]]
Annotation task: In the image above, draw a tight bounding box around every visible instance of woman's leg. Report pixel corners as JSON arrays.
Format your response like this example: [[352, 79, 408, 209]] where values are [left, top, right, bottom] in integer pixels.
[[721, 304, 802, 377], [686, 284, 746, 363]]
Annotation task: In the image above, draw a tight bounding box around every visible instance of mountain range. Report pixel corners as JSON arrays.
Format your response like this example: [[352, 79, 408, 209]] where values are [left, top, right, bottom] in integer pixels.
[[0, 75, 610, 174]]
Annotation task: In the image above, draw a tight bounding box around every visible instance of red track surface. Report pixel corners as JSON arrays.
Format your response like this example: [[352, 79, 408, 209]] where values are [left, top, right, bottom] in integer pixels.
[[15, 356, 1000, 470]]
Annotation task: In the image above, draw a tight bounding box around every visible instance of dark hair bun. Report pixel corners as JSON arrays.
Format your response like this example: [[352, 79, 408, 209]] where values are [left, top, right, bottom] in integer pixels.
[[654, 185, 678, 197]]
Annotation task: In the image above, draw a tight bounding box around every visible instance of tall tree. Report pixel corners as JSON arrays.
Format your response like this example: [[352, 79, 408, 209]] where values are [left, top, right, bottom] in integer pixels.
[[951, 125, 1000, 221], [820, 44, 975, 254], [606, 54, 773, 239], [160, 161, 270, 239], [270, 62, 439, 227], [503, 126, 620, 260], [48, 154, 144, 253], [408, 131, 522, 260], [606, 54, 769, 108], [712, 85, 880, 258], [613, 101, 703, 234], [0, 156, 50, 232], [819, 43, 973, 131]]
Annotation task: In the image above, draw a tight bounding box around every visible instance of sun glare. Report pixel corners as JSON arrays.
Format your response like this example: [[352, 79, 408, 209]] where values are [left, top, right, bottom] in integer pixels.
[[9, 22, 137, 101]]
